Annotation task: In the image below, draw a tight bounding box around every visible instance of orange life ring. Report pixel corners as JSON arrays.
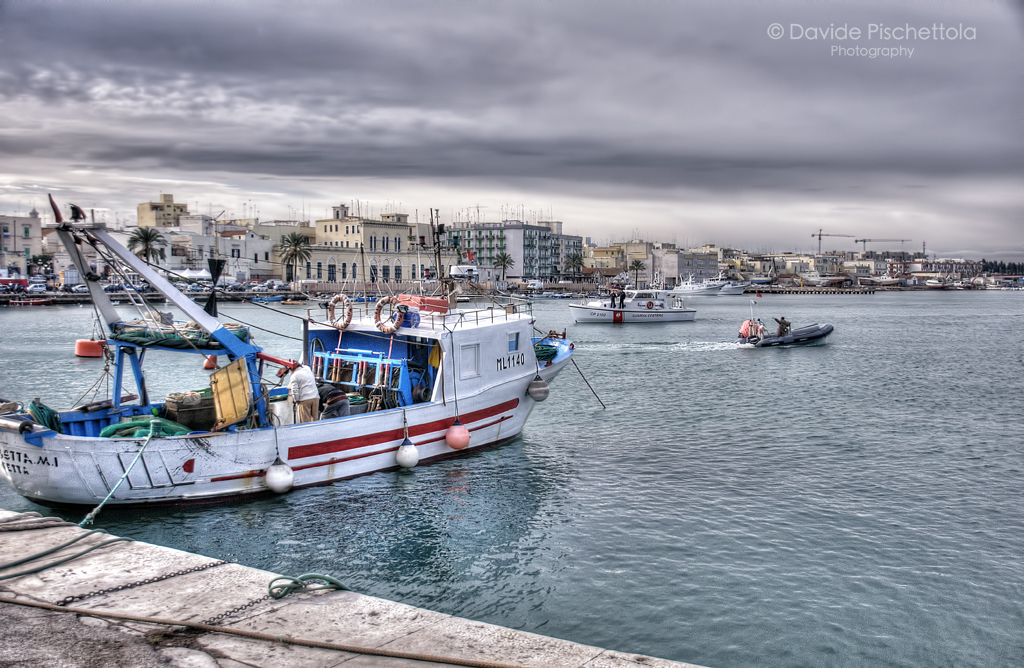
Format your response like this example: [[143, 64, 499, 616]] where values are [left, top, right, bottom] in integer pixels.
[[647, 301, 654, 310], [327, 293, 353, 330], [374, 295, 405, 333]]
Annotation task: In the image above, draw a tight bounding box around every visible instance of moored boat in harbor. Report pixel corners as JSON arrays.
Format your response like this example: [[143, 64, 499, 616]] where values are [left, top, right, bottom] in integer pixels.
[[0, 197, 574, 507], [8, 297, 55, 306]]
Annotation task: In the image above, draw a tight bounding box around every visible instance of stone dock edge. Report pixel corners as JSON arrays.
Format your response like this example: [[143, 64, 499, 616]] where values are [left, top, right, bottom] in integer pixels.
[[0, 509, 706, 668]]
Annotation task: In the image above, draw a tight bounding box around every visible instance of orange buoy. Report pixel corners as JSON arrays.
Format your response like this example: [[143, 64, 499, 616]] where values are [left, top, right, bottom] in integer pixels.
[[203, 355, 218, 370], [74, 339, 106, 358]]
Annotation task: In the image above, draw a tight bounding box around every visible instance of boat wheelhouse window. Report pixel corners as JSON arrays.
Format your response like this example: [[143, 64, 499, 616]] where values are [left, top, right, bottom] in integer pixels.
[[460, 344, 480, 379], [508, 332, 519, 352]]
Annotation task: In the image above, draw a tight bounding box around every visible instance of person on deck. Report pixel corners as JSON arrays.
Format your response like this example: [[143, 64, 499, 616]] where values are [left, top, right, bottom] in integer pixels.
[[619, 290, 627, 308], [320, 389, 351, 420], [289, 363, 319, 423], [774, 316, 791, 337]]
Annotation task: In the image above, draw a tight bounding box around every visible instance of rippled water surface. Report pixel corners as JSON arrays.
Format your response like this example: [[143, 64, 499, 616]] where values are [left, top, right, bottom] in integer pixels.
[[2, 293, 1023, 667]]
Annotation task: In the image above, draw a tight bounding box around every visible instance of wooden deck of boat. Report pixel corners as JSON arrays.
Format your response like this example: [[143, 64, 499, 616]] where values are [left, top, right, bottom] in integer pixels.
[[0, 509, 706, 668]]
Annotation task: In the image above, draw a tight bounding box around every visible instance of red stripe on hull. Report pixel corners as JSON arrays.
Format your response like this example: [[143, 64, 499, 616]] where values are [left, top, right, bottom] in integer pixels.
[[287, 398, 519, 461], [291, 414, 516, 473]]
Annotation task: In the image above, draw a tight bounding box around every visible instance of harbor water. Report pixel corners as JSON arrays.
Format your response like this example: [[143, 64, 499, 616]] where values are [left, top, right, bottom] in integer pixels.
[[1, 292, 1022, 667]]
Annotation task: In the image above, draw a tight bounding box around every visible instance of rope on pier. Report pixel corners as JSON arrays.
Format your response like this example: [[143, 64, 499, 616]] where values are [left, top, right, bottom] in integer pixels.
[[1, 597, 535, 668]]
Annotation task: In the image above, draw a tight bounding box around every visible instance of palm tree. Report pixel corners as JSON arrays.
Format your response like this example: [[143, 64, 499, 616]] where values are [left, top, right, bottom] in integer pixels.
[[279, 232, 311, 283], [493, 252, 514, 281], [565, 252, 584, 282], [127, 228, 167, 265], [629, 259, 647, 288]]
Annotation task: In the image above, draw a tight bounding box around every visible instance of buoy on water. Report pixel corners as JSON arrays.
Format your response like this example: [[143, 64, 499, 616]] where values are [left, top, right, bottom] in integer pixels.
[[203, 355, 218, 370], [74, 339, 106, 358], [445, 418, 471, 450], [396, 437, 420, 468], [265, 457, 294, 493], [527, 375, 550, 402]]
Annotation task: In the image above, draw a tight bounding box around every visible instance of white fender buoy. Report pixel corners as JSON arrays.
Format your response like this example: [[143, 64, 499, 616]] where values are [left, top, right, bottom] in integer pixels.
[[396, 437, 420, 468], [445, 418, 471, 450], [265, 457, 294, 493], [527, 375, 550, 402]]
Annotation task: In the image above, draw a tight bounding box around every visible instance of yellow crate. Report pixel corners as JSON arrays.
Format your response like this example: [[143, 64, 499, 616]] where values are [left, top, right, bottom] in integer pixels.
[[210, 358, 252, 430]]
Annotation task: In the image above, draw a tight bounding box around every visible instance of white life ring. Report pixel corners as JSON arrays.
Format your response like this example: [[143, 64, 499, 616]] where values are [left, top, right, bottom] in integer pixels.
[[647, 301, 654, 310], [374, 295, 405, 333], [326, 294, 353, 330]]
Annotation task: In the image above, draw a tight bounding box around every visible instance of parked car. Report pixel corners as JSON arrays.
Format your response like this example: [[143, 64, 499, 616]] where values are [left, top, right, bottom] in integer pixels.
[[27, 284, 49, 294], [250, 285, 270, 292], [187, 283, 207, 292], [103, 284, 124, 292], [71, 284, 90, 293]]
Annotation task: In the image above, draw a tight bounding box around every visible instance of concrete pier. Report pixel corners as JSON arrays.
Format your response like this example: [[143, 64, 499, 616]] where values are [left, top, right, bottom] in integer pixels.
[[0, 510, 705, 668]]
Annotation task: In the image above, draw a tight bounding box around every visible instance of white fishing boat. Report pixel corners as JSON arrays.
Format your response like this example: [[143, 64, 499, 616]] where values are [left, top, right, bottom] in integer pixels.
[[667, 275, 718, 297], [569, 289, 696, 323], [717, 281, 748, 295], [0, 197, 574, 507]]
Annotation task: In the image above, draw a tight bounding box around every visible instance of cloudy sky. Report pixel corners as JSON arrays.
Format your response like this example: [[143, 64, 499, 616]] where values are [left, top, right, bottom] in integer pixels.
[[1, 0, 1021, 258]]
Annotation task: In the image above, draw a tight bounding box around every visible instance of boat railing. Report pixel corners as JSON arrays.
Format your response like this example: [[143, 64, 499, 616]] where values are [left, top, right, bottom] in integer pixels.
[[336, 297, 535, 332]]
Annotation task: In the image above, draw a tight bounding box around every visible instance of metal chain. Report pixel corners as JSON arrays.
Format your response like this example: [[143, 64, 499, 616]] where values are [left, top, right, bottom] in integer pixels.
[[56, 560, 229, 607], [199, 593, 273, 626]]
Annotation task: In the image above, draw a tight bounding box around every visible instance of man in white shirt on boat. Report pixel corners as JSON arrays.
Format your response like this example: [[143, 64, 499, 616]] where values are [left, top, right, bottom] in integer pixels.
[[289, 363, 320, 423]]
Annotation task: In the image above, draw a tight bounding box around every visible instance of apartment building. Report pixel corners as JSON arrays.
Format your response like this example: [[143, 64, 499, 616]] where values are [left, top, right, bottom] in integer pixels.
[[302, 205, 456, 284], [0, 208, 44, 277], [137, 194, 189, 228]]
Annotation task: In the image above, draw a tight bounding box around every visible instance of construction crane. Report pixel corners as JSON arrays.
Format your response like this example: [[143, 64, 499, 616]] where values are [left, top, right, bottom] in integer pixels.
[[812, 229, 855, 254], [854, 238, 911, 251]]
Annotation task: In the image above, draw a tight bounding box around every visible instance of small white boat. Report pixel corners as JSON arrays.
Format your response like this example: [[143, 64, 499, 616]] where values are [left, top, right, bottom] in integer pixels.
[[569, 289, 696, 323]]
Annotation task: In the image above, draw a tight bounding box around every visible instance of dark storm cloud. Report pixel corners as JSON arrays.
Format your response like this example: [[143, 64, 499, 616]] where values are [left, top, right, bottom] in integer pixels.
[[0, 0, 1020, 253]]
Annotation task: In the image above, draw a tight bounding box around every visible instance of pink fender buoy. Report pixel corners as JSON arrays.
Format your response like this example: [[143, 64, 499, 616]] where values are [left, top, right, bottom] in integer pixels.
[[445, 418, 471, 450], [203, 355, 218, 370]]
